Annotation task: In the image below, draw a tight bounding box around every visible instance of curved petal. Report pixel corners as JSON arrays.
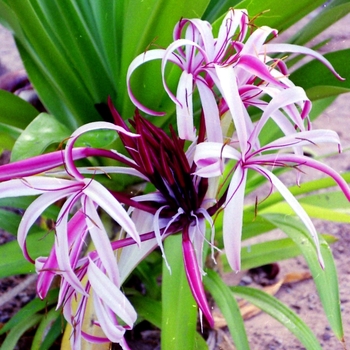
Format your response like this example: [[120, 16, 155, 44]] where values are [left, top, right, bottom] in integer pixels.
[[257, 166, 324, 267], [194, 142, 241, 177], [65, 122, 139, 180], [215, 65, 248, 155], [254, 153, 350, 201], [249, 86, 309, 143], [127, 49, 173, 116], [84, 197, 120, 286], [92, 294, 127, 343], [258, 129, 341, 154], [237, 54, 285, 88], [182, 234, 214, 327], [82, 179, 140, 245], [263, 43, 344, 81], [215, 9, 248, 60], [223, 166, 247, 271], [88, 258, 137, 326], [0, 177, 76, 197], [176, 71, 195, 140], [196, 78, 223, 143], [18, 187, 76, 262], [54, 195, 87, 295], [241, 26, 277, 55]]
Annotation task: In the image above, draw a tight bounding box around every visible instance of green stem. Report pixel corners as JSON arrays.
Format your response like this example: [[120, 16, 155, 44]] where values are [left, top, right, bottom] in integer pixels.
[[161, 234, 198, 350]]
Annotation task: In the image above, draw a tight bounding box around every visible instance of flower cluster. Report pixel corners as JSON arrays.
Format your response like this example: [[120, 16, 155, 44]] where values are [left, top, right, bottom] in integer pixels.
[[0, 8, 348, 349]]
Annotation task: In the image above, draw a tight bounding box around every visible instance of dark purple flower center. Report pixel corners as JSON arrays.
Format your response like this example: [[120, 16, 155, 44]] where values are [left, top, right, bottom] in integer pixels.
[[108, 99, 208, 221]]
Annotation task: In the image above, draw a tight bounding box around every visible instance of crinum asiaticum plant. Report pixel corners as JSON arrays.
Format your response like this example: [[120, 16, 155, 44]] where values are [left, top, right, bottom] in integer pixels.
[[0, 7, 349, 350]]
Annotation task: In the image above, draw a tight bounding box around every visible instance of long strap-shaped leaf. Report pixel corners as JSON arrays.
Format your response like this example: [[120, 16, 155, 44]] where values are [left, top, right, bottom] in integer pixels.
[[204, 269, 250, 350], [161, 234, 199, 350], [230, 285, 323, 350], [263, 213, 344, 342]]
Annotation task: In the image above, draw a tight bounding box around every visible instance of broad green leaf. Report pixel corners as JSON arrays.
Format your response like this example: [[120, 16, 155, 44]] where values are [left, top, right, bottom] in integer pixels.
[[1, 0, 210, 133], [31, 308, 65, 350], [0, 90, 38, 129], [261, 202, 350, 223], [204, 269, 249, 350], [11, 113, 71, 161], [299, 190, 350, 211], [203, 0, 241, 22], [0, 288, 59, 335], [15, 38, 95, 130], [289, 0, 350, 46], [290, 49, 350, 100], [0, 123, 22, 150], [133, 252, 162, 299], [251, 172, 350, 212], [74, 129, 117, 148], [129, 296, 162, 328], [161, 235, 198, 350], [213, 205, 276, 247], [130, 295, 208, 349], [7, 0, 108, 129], [231, 286, 322, 350], [0, 0, 21, 32], [239, 234, 337, 271], [37, 312, 66, 350], [0, 208, 30, 236], [0, 230, 54, 278], [263, 214, 344, 341], [0, 314, 43, 350], [309, 96, 337, 120], [242, 212, 276, 240], [0, 197, 60, 219], [212, 0, 326, 34], [119, 0, 210, 119], [0, 131, 15, 150]]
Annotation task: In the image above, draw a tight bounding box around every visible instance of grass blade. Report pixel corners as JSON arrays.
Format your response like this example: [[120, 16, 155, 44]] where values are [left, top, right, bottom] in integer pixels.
[[204, 269, 249, 350], [231, 285, 322, 349]]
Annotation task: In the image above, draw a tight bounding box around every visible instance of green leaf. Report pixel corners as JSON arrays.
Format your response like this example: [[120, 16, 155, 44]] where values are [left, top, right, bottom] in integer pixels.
[[0, 289, 59, 335], [239, 234, 337, 271], [119, 0, 210, 119], [231, 286, 322, 349], [0, 90, 38, 129], [290, 49, 350, 100], [0, 230, 54, 278], [203, 0, 241, 22], [242, 211, 276, 241], [289, 0, 350, 46], [74, 129, 117, 148], [11, 113, 71, 161], [263, 214, 344, 341], [0, 209, 21, 235], [161, 235, 198, 350], [129, 296, 162, 329], [204, 269, 249, 350], [37, 313, 66, 350], [299, 190, 350, 211], [130, 295, 208, 349], [212, 0, 326, 34], [0, 122, 22, 150], [1, 0, 210, 133], [31, 308, 65, 350], [0, 314, 43, 350], [251, 172, 350, 212], [262, 201, 350, 223], [309, 96, 337, 120], [133, 253, 162, 299]]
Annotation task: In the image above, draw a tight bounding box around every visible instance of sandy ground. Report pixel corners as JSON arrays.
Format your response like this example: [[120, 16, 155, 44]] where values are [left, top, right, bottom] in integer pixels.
[[0, 6, 350, 350]]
